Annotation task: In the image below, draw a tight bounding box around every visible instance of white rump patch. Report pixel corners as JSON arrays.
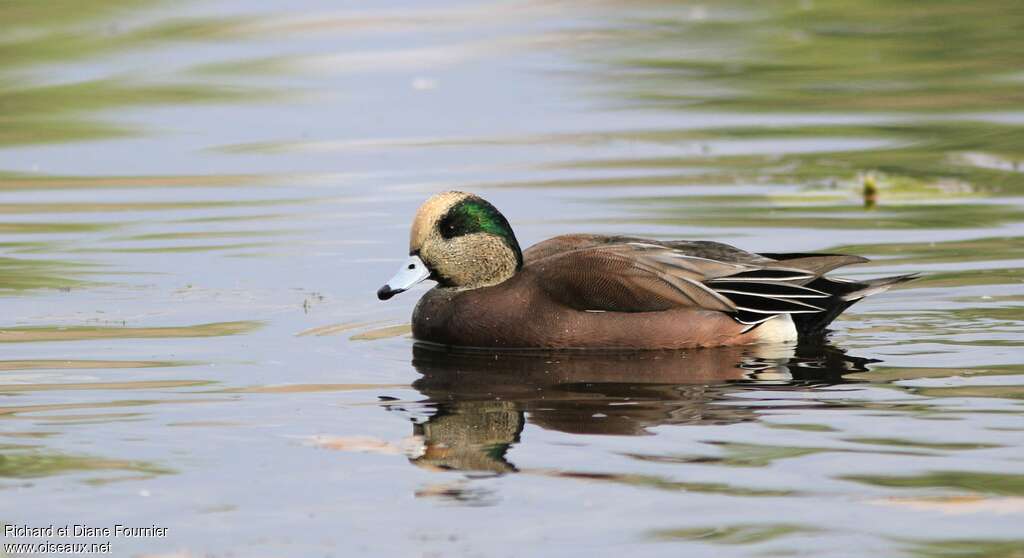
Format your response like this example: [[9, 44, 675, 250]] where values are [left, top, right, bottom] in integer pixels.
[[751, 314, 798, 343]]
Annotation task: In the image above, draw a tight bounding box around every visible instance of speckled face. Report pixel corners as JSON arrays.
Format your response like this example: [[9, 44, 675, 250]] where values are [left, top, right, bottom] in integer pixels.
[[377, 191, 523, 300]]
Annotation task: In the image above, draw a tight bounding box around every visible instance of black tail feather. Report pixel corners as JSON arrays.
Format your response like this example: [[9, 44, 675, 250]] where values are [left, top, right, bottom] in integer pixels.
[[792, 273, 918, 339]]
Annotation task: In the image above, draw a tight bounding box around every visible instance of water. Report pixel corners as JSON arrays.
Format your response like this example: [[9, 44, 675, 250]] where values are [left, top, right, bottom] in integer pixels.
[[2, 1, 1022, 556]]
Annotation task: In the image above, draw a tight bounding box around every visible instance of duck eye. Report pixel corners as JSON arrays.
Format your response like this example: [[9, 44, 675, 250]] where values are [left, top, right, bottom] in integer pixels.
[[407, 263, 415, 270]]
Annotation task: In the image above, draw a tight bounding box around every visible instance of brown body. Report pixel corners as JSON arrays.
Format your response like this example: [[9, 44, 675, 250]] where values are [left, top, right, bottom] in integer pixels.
[[413, 266, 757, 349], [413, 234, 792, 349]]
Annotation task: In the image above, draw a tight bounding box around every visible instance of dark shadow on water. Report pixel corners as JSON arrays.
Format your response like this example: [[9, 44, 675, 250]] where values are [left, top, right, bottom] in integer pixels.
[[391, 341, 876, 475]]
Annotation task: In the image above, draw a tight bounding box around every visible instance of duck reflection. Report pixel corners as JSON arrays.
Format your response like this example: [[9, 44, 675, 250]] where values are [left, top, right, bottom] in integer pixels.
[[396, 342, 871, 474]]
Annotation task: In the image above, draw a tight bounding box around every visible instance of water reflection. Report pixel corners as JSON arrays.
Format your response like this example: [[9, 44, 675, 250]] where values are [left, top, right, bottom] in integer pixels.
[[397, 342, 873, 474], [0, 448, 171, 482]]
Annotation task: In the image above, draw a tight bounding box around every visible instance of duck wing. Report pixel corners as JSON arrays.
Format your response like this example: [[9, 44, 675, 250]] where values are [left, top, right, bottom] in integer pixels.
[[531, 241, 829, 320], [525, 234, 772, 265], [757, 252, 869, 275]]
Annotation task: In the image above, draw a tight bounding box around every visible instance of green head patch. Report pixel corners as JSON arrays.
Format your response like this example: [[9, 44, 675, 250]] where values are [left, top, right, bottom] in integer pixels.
[[438, 197, 522, 268]]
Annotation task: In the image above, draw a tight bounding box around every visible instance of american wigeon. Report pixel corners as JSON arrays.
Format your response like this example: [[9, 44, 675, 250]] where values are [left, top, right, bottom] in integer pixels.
[[377, 191, 915, 349]]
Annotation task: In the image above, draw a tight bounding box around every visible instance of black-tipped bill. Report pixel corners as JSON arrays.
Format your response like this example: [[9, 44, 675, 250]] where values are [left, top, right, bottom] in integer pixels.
[[376, 284, 400, 300], [377, 255, 430, 301]]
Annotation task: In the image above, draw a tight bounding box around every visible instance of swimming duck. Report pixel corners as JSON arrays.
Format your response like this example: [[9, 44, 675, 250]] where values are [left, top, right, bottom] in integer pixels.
[[377, 191, 915, 349]]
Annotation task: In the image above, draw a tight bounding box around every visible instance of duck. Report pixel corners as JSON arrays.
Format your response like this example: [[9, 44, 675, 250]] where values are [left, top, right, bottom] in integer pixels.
[[377, 191, 915, 349]]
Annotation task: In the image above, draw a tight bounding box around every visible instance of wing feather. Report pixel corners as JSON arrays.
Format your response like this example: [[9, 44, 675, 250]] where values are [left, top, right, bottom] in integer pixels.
[[532, 245, 740, 313], [528, 239, 845, 325]]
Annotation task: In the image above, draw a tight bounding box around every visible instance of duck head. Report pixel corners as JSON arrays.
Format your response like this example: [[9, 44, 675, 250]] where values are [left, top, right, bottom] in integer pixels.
[[377, 191, 523, 300]]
